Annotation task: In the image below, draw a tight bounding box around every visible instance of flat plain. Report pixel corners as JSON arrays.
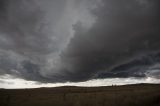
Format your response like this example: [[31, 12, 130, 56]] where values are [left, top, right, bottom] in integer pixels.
[[0, 84, 160, 106]]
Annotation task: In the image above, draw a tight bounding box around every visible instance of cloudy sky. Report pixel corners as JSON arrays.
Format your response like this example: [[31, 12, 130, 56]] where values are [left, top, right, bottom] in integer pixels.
[[0, 0, 160, 88]]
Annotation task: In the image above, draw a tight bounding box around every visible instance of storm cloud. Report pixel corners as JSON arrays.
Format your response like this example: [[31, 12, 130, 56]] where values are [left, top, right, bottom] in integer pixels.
[[0, 0, 160, 83]]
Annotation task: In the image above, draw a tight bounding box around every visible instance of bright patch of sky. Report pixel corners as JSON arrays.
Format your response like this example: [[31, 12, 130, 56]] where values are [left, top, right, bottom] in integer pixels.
[[0, 74, 160, 89]]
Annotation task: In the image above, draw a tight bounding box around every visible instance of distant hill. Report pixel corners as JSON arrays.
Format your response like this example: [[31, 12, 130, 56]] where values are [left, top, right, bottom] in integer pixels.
[[0, 84, 160, 106]]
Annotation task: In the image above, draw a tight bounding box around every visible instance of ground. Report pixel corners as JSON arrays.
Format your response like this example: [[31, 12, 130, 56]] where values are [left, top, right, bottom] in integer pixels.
[[0, 84, 160, 106]]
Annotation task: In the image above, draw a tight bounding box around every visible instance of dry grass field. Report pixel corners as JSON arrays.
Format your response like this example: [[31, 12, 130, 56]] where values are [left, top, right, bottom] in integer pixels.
[[0, 84, 160, 106]]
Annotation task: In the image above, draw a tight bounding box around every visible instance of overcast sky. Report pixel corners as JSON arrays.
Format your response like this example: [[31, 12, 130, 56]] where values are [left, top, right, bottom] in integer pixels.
[[0, 0, 160, 88]]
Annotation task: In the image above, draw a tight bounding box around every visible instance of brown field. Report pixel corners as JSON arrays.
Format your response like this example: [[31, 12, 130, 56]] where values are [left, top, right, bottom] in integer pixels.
[[0, 84, 160, 106]]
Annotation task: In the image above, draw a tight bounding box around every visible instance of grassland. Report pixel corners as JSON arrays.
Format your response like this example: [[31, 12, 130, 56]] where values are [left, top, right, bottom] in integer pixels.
[[0, 84, 160, 106]]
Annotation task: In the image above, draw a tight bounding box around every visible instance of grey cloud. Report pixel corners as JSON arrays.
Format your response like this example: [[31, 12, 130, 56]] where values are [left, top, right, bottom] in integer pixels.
[[0, 0, 65, 54], [57, 0, 160, 81], [0, 0, 160, 83], [96, 52, 160, 79], [0, 0, 69, 81], [0, 80, 14, 85], [0, 0, 95, 82]]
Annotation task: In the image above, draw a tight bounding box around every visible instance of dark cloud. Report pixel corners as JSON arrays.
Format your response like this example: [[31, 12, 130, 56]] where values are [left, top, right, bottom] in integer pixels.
[[0, 0, 160, 83], [0, 0, 65, 54], [0, 0, 69, 82], [58, 0, 160, 81], [96, 52, 160, 79]]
